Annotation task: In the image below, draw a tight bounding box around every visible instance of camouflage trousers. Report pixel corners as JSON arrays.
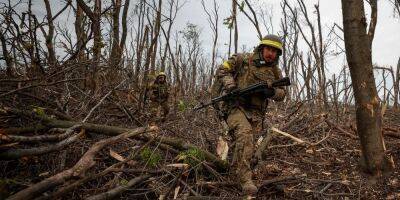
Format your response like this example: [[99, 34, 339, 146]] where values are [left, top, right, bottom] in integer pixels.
[[226, 107, 262, 184], [150, 100, 169, 121]]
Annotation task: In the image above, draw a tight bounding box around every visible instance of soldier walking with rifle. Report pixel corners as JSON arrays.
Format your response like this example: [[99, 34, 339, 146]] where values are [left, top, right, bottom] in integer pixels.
[[147, 72, 170, 124], [204, 34, 289, 197]]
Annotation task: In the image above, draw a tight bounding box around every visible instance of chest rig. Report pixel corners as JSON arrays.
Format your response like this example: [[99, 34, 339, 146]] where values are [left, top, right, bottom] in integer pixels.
[[152, 83, 168, 99], [235, 52, 281, 90]]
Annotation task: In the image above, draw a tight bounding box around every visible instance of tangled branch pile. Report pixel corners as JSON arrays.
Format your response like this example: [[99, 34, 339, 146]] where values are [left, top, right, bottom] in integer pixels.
[[1, 68, 399, 199]]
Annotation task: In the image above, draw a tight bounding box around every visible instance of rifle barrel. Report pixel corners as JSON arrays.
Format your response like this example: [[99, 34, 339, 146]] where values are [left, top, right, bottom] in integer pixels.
[[194, 77, 291, 110]]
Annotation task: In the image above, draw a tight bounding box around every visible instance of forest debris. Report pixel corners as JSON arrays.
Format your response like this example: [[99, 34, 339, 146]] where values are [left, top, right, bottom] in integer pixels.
[[38, 172, 50, 177], [325, 119, 358, 139], [5, 107, 228, 170], [322, 172, 332, 176], [86, 174, 153, 200], [186, 196, 243, 200], [174, 185, 180, 199], [0, 127, 83, 159], [0, 128, 78, 143], [271, 127, 307, 144], [109, 149, 136, 166], [0, 142, 19, 149], [7, 126, 156, 200], [259, 176, 299, 188], [383, 127, 400, 139], [0, 125, 48, 135], [166, 163, 190, 169], [109, 149, 125, 162], [216, 136, 229, 161]]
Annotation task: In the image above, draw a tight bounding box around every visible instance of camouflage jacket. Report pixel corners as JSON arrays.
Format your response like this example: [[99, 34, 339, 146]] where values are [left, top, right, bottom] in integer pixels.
[[215, 51, 286, 112], [148, 82, 169, 102]]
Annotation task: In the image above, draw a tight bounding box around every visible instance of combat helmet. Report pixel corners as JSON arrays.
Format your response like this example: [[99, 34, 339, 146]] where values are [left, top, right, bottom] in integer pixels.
[[258, 34, 283, 55], [157, 71, 166, 78]]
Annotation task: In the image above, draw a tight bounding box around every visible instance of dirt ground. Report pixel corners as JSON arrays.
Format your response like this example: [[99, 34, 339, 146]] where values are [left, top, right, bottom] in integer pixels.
[[1, 96, 399, 199]]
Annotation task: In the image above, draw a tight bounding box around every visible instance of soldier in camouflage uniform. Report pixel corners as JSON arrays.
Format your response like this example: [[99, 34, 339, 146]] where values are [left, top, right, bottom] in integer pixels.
[[214, 35, 286, 196], [148, 72, 170, 122]]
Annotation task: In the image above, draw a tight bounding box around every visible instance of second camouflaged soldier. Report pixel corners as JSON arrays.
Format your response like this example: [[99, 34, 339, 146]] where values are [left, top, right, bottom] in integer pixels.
[[148, 72, 170, 122], [214, 34, 286, 196]]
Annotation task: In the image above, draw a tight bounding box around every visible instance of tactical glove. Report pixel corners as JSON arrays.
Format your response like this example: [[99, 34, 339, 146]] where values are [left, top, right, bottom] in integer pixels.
[[272, 88, 285, 101]]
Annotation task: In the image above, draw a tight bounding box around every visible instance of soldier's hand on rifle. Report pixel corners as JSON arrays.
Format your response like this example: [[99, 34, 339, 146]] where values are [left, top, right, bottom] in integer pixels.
[[272, 88, 285, 101], [266, 79, 286, 101], [265, 79, 274, 88]]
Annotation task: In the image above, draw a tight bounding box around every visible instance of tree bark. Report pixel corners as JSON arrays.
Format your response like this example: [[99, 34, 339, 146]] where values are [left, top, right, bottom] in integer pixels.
[[76, 0, 102, 91], [394, 57, 400, 109], [341, 0, 394, 176], [75, 1, 86, 61], [232, 0, 238, 54], [0, 29, 13, 76], [150, 0, 162, 73], [43, 0, 57, 68], [110, 0, 122, 69], [119, 0, 130, 55]]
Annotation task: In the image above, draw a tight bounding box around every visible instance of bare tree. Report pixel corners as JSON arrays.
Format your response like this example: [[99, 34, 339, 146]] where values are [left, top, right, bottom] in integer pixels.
[[43, 0, 57, 68], [395, 57, 400, 109], [106, 0, 130, 83], [133, 0, 146, 86], [233, 0, 262, 40], [284, 0, 328, 110], [341, 0, 394, 176], [109, 0, 122, 68], [388, 0, 400, 17], [77, 0, 103, 91], [0, 28, 13, 77], [280, 2, 299, 101], [150, 0, 162, 73], [160, 0, 183, 72], [74, 1, 86, 62], [260, 3, 274, 34], [232, 0, 238, 53], [201, 0, 219, 87]]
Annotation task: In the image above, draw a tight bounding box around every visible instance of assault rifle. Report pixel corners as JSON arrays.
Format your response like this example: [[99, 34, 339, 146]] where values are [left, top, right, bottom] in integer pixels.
[[194, 77, 291, 110]]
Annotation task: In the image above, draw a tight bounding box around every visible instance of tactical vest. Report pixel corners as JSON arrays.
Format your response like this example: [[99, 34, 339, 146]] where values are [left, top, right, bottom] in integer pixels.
[[151, 83, 168, 101], [211, 53, 281, 108], [237, 53, 281, 108]]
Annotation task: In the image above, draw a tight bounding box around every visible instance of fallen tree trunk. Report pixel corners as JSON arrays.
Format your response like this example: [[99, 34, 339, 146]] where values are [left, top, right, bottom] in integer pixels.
[[384, 131, 400, 139], [36, 137, 161, 200], [62, 121, 227, 169], [4, 107, 228, 171], [47, 119, 227, 169], [7, 126, 156, 200], [0, 126, 82, 159], [86, 174, 153, 200], [325, 119, 358, 139], [0, 125, 48, 135], [0, 126, 78, 143]]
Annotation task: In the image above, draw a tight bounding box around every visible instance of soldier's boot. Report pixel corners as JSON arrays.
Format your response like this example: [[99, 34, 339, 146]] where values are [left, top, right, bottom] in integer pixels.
[[242, 179, 258, 196]]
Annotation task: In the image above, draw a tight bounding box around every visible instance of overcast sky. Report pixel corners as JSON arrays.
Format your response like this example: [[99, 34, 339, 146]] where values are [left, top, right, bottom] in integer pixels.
[[174, 0, 400, 76], [26, 0, 400, 77]]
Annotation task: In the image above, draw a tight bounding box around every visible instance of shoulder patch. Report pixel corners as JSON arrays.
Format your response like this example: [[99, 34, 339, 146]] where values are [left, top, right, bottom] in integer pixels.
[[222, 61, 232, 70]]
